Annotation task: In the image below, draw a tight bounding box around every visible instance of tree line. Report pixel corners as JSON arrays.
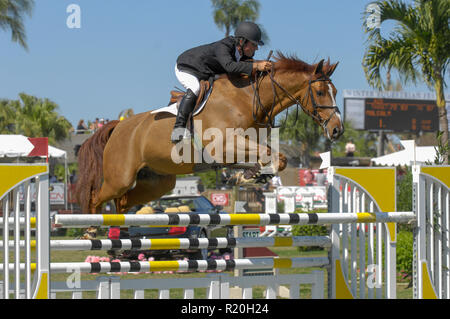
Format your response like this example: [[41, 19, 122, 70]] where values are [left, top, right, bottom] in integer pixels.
[[0, 93, 72, 144]]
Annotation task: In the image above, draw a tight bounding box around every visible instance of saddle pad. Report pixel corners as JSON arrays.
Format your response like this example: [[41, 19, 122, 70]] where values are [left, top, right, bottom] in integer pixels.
[[151, 85, 213, 117]]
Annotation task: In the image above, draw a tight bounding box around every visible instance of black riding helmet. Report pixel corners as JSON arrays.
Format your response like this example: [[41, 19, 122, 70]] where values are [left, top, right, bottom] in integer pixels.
[[234, 21, 264, 46]]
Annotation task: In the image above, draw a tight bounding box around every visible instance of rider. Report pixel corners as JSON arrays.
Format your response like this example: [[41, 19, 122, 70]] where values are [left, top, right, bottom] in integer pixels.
[[171, 21, 272, 143]]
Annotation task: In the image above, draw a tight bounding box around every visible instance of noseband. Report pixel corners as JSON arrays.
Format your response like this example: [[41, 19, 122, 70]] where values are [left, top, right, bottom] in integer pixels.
[[251, 67, 341, 132]]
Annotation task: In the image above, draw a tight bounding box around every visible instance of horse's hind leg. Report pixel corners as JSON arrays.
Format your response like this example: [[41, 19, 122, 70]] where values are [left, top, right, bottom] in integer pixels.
[[93, 165, 140, 213], [115, 173, 176, 213]]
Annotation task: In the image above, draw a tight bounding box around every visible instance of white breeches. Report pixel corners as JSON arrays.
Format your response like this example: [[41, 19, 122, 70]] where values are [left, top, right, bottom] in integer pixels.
[[175, 65, 200, 96]]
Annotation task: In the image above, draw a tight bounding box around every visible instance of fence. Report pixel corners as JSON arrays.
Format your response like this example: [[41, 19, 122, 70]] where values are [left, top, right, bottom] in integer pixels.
[[1, 164, 449, 299]]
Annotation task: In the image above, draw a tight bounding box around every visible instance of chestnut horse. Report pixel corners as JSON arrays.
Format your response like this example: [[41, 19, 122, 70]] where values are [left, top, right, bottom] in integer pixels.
[[75, 53, 343, 214]]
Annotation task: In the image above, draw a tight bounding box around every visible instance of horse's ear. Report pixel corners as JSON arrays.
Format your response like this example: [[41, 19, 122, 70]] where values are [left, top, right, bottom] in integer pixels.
[[314, 59, 325, 75], [327, 62, 339, 77]]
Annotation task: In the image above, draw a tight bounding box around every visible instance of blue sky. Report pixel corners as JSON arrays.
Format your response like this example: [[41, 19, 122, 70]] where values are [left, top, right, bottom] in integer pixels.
[[0, 0, 442, 127]]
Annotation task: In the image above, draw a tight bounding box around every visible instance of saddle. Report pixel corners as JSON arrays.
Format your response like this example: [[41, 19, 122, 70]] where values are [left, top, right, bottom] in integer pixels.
[[167, 77, 214, 114]]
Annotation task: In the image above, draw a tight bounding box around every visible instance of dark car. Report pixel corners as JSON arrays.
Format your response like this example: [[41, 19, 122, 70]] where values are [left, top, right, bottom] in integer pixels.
[[110, 195, 232, 260]]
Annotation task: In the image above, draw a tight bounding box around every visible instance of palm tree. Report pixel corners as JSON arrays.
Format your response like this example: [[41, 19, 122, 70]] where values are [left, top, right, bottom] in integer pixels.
[[7, 93, 72, 144], [0, 0, 34, 50], [211, 0, 267, 42], [362, 0, 450, 163], [0, 99, 17, 133]]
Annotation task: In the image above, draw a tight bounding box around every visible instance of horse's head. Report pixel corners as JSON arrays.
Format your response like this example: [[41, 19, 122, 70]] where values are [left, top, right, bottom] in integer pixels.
[[303, 59, 344, 141], [270, 54, 344, 142]]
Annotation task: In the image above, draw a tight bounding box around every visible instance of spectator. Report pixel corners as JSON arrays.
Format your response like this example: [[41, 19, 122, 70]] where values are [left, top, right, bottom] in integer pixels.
[[98, 118, 105, 129], [271, 174, 283, 187], [197, 180, 205, 194], [220, 168, 231, 189], [345, 140, 356, 157], [69, 170, 77, 184], [90, 118, 99, 131], [304, 168, 314, 186], [315, 169, 326, 186], [76, 119, 88, 134], [254, 187, 265, 211]]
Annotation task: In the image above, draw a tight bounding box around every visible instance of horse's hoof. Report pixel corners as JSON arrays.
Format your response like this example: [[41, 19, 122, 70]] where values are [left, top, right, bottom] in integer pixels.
[[243, 162, 262, 179], [237, 174, 256, 185], [243, 170, 254, 180], [78, 227, 98, 240]]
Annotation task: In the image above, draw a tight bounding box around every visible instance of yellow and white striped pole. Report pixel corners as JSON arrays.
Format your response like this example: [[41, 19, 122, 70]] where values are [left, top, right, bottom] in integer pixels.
[[54, 212, 415, 228], [1, 236, 332, 251], [0, 257, 330, 274]]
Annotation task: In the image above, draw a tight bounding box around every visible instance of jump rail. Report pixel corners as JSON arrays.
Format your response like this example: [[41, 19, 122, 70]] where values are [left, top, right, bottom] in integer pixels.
[[1, 257, 330, 274], [0, 236, 332, 251], [53, 212, 416, 228]]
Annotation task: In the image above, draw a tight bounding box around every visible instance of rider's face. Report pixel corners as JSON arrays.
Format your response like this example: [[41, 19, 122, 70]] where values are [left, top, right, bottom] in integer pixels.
[[242, 40, 258, 58]]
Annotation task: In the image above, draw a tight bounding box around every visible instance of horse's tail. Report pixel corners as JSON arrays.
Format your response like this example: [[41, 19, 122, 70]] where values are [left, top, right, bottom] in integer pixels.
[[75, 120, 120, 213]]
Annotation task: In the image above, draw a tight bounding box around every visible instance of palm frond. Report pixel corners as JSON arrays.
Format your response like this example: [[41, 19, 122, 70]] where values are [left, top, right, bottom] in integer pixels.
[[0, 0, 34, 49], [363, 0, 449, 90], [210, 0, 265, 40]]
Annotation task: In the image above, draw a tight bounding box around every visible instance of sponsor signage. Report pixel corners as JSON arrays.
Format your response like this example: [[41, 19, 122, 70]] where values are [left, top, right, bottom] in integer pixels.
[[210, 193, 229, 206]]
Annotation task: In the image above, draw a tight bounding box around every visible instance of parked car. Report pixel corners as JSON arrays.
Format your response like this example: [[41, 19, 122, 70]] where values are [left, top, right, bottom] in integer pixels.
[[109, 195, 233, 260]]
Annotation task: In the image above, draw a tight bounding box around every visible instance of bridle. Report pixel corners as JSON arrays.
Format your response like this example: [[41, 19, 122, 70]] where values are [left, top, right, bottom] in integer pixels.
[[251, 65, 341, 134], [303, 77, 342, 131]]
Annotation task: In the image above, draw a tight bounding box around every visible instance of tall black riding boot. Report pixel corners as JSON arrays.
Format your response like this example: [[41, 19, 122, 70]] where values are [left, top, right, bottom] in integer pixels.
[[171, 89, 197, 143]]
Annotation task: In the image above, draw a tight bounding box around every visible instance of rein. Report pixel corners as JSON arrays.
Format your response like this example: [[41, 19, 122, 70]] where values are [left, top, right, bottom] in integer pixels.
[[251, 64, 340, 131]]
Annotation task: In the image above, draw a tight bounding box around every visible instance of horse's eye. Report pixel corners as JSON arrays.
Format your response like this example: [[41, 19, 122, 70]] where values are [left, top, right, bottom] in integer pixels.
[[317, 91, 324, 96]]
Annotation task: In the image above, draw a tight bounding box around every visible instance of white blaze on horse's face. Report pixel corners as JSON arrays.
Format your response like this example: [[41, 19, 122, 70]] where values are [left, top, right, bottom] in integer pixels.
[[321, 82, 343, 141], [327, 82, 343, 137], [328, 83, 337, 107]]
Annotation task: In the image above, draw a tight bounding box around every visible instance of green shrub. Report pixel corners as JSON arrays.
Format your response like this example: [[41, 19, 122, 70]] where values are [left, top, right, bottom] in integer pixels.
[[66, 228, 85, 238], [277, 200, 285, 213], [397, 167, 413, 232], [291, 210, 329, 251], [397, 230, 413, 284], [66, 227, 106, 238]]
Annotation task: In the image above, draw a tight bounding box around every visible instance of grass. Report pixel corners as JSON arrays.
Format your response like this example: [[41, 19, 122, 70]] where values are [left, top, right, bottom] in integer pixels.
[[1, 235, 413, 299]]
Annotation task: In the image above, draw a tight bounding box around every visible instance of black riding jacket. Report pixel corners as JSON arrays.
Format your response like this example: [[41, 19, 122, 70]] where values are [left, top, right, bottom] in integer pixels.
[[176, 36, 254, 80]]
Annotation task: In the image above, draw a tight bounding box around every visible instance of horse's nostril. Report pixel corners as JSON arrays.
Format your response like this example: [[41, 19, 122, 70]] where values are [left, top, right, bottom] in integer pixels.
[[333, 127, 339, 137]]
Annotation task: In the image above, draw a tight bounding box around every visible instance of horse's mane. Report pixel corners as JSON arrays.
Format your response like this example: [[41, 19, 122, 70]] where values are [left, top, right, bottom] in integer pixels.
[[216, 51, 336, 88], [273, 51, 334, 75]]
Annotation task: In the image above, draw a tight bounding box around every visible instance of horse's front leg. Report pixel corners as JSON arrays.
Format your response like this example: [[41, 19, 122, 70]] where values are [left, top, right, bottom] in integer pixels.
[[225, 135, 284, 184], [262, 145, 288, 173]]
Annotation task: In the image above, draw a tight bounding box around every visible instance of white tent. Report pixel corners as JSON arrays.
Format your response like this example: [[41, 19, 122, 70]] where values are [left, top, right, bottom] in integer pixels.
[[0, 135, 66, 158], [371, 140, 436, 166], [0, 134, 69, 208]]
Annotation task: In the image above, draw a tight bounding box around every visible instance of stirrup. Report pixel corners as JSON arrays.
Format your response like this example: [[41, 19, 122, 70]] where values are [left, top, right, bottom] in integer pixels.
[[171, 127, 190, 143]]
